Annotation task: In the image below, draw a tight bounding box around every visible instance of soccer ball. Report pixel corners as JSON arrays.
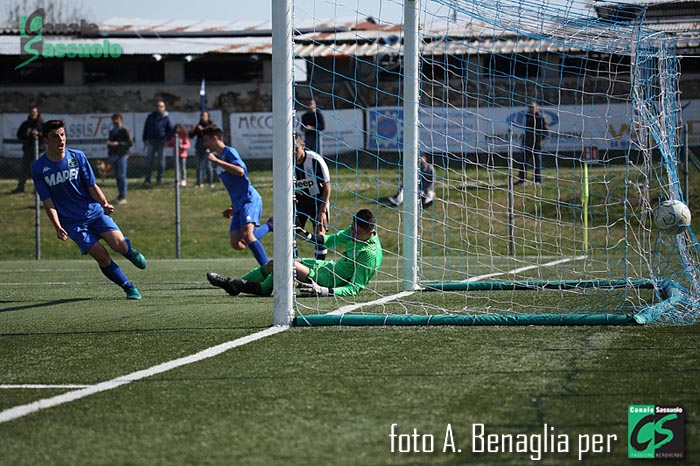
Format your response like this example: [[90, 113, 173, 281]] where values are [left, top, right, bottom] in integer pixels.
[[654, 200, 691, 235]]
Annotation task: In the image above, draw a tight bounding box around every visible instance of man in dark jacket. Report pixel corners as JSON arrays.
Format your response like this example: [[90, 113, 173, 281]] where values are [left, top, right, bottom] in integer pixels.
[[189, 111, 215, 188], [518, 101, 549, 184], [300, 99, 325, 153], [106, 113, 133, 204], [11, 105, 43, 194], [141, 100, 174, 187]]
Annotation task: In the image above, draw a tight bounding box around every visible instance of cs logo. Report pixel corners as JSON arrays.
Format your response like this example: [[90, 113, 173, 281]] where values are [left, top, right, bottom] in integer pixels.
[[628, 405, 684, 459]]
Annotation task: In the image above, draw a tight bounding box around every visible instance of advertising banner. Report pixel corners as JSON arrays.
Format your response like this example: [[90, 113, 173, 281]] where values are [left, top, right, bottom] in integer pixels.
[[1, 111, 223, 158]]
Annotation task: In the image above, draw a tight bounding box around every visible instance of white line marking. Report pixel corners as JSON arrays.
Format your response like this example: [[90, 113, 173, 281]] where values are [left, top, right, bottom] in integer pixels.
[[0, 384, 92, 389], [462, 256, 587, 282], [0, 256, 586, 422], [324, 256, 587, 316], [0, 326, 288, 424], [327, 291, 416, 315]]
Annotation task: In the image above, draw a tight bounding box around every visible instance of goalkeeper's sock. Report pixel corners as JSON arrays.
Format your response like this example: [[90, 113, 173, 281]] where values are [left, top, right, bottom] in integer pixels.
[[242, 265, 267, 283], [100, 261, 133, 289], [124, 236, 132, 254], [259, 274, 274, 296], [247, 240, 269, 266]]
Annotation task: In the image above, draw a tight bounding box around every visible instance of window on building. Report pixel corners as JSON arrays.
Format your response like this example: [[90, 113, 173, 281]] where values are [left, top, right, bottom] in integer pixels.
[[0, 58, 63, 84], [561, 53, 589, 76], [680, 56, 700, 74], [184, 54, 263, 82], [84, 58, 164, 83], [489, 53, 540, 79]]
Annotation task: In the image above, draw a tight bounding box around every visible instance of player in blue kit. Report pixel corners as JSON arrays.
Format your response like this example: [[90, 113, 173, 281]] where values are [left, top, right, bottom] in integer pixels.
[[31, 120, 146, 300], [201, 126, 271, 271]]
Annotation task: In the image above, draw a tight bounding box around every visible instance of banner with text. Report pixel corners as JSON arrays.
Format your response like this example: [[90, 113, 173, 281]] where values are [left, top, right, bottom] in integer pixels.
[[367, 104, 634, 153], [229, 109, 363, 159], [1, 111, 222, 158]]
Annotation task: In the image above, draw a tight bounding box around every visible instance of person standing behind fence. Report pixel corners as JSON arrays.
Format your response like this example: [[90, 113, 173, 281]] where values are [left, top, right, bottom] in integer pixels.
[[168, 124, 191, 187], [189, 111, 216, 188], [518, 101, 549, 185], [141, 100, 174, 188], [300, 99, 325, 153], [11, 105, 43, 194], [106, 113, 133, 204]]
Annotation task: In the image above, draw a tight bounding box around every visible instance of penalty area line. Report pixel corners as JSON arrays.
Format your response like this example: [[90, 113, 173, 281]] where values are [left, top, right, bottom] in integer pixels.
[[462, 255, 587, 282], [327, 291, 417, 316], [0, 326, 288, 424], [323, 256, 587, 317]]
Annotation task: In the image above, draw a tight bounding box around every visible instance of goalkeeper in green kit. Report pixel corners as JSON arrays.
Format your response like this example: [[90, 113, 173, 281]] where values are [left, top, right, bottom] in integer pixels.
[[206, 208, 382, 297]]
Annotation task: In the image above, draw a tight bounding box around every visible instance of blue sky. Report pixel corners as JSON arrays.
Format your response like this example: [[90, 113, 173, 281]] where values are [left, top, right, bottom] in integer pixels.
[[8, 0, 593, 27], [82, 0, 407, 24]]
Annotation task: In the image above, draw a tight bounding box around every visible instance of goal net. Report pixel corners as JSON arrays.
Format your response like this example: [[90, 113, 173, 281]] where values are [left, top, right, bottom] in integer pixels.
[[279, 0, 700, 326]]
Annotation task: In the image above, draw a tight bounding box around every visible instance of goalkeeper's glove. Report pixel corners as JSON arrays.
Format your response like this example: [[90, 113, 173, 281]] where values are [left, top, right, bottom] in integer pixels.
[[298, 280, 332, 297], [294, 226, 324, 245]]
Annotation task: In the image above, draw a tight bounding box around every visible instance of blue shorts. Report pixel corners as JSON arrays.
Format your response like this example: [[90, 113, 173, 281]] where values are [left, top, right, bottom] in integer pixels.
[[65, 214, 120, 254], [230, 196, 263, 232]]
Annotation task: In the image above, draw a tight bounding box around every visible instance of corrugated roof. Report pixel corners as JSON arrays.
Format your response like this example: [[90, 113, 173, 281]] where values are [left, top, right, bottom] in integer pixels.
[[0, 35, 273, 56], [2, 10, 700, 58]]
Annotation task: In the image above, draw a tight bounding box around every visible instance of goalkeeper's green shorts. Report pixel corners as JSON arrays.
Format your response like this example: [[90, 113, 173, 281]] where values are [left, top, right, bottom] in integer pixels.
[[301, 258, 334, 286]]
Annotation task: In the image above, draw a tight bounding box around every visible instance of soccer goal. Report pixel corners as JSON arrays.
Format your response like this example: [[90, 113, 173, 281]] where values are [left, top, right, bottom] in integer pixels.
[[271, 0, 700, 326]]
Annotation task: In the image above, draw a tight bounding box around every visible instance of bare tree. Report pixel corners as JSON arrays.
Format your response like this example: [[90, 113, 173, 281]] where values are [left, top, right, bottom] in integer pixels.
[[3, 0, 95, 28]]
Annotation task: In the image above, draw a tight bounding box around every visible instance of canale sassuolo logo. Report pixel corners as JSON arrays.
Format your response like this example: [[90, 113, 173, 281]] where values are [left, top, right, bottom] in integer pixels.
[[17, 8, 122, 70]]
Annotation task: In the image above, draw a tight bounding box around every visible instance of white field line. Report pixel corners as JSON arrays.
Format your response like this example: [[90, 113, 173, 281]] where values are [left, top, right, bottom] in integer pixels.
[[326, 256, 587, 316], [0, 384, 92, 389], [327, 291, 416, 315], [461, 255, 587, 282], [0, 326, 288, 424], [0, 256, 586, 423]]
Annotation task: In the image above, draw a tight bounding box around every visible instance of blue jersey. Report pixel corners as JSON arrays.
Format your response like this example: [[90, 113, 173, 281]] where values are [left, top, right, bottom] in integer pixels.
[[31, 148, 103, 224], [217, 146, 261, 209]]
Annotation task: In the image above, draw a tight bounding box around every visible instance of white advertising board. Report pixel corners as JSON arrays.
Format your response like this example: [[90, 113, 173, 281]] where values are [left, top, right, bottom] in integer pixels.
[[366, 103, 638, 154], [228, 109, 364, 159], [1, 111, 222, 158]]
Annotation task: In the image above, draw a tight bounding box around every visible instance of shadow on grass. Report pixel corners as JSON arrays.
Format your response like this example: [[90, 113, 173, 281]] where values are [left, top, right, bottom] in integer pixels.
[[1, 325, 271, 337], [0, 298, 91, 314]]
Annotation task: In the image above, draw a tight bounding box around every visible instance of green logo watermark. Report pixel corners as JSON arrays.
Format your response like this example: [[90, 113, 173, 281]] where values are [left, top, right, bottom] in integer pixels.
[[16, 8, 122, 70], [628, 405, 684, 459]]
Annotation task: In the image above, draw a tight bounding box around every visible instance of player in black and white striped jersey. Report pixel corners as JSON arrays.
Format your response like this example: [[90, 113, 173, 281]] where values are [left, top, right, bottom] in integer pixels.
[[294, 132, 331, 260]]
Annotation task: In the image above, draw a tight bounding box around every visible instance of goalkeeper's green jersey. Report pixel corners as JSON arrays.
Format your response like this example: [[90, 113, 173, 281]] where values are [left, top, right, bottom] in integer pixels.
[[309, 226, 383, 297]]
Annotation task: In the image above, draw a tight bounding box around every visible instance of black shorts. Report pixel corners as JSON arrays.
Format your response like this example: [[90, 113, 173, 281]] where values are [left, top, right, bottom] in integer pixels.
[[296, 195, 328, 230]]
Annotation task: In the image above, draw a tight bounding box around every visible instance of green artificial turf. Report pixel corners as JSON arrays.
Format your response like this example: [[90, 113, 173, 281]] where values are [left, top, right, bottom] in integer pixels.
[[1, 162, 699, 464], [0, 260, 698, 465]]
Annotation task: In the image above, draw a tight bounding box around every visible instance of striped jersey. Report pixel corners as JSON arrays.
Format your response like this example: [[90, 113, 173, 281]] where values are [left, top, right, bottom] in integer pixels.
[[294, 149, 330, 199]]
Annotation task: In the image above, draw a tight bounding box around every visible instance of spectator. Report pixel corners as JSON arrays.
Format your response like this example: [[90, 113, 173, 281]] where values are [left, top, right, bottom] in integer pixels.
[[168, 123, 191, 187], [300, 99, 325, 153], [11, 105, 43, 194], [189, 111, 216, 188], [141, 100, 174, 188], [518, 101, 549, 185], [106, 113, 133, 204]]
